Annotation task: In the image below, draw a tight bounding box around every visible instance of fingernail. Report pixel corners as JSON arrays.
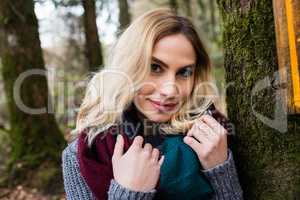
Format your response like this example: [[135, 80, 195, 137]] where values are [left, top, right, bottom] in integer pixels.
[[184, 136, 191, 144], [117, 134, 121, 141]]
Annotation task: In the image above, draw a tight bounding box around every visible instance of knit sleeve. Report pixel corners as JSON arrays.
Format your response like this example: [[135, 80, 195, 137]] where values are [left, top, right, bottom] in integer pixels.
[[62, 140, 96, 200], [201, 149, 244, 200], [107, 179, 156, 200]]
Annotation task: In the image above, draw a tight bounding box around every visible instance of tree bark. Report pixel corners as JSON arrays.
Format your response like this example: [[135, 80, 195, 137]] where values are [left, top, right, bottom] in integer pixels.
[[82, 0, 103, 72], [0, 0, 66, 192], [218, 0, 300, 199], [118, 0, 131, 33]]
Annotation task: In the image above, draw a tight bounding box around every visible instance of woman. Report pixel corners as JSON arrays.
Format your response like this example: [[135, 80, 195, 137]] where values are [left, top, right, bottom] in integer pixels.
[[62, 8, 243, 200]]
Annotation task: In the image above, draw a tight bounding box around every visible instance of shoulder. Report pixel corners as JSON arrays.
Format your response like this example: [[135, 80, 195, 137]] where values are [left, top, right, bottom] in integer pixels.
[[62, 138, 79, 165], [64, 138, 78, 154], [61, 138, 81, 183], [61, 138, 97, 199]]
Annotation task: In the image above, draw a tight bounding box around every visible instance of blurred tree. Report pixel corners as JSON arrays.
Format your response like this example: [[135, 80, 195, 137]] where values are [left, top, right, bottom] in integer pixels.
[[169, 0, 178, 13], [218, 0, 300, 199], [118, 0, 131, 34], [208, 0, 216, 39], [82, 0, 103, 72], [196, 0, 210, 41], [51, 0, 104, 72], [194, 0, 223, 67], [60, 11, 87, 74], [0, 0, 66, 192], [183, 0, 192, 18]]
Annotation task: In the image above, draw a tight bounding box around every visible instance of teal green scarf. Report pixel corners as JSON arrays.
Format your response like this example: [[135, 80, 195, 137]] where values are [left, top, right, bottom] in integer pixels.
[[156, 135, 214, 200]]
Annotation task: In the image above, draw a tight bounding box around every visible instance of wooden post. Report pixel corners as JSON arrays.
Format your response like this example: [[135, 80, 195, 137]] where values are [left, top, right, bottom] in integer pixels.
[[273, 0, 300, 114]]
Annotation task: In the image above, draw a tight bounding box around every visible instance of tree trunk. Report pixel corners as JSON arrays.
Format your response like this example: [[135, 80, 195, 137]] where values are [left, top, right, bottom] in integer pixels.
[[118, 0, 131, 33], [0, 0, 66, 192], [196, 0, 209, 36], [169, 0, 178, 13], [208, 0, 216, 39], [183, 0, 192, 18], [82, 0, 103, 72], [218, 0, 300, 199]]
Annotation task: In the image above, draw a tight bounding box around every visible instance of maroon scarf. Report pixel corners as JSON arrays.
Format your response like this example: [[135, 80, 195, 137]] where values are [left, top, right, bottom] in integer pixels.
[[77, 103, 233, 200], [77, 127, 134, 200]]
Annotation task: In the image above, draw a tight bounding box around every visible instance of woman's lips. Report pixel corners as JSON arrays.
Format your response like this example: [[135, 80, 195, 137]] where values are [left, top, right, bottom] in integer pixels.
[[148, 99, 178, 111]]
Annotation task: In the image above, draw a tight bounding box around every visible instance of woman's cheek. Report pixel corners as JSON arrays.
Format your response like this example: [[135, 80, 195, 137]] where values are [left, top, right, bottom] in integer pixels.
[[180, 85, 193, 101], [137, 81, 156, 95]]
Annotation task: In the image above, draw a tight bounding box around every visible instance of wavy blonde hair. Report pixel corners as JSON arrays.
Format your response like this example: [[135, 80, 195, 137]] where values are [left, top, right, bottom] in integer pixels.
[[72, 8, 214, 147]]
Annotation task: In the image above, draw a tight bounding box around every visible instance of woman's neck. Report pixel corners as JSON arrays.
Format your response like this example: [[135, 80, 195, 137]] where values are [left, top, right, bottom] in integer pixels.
[[135, 108, 162, 136]]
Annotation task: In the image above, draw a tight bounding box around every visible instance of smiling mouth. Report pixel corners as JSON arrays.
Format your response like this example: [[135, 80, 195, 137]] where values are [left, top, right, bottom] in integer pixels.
[[148, 99, 179, 112]]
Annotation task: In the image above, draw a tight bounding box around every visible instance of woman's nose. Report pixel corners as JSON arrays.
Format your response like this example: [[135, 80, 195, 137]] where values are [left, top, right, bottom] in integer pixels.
[[160, 81, 178, 98]]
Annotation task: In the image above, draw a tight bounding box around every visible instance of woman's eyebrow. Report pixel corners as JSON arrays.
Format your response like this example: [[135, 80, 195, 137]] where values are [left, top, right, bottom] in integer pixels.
[[151, 56, 196, 69]]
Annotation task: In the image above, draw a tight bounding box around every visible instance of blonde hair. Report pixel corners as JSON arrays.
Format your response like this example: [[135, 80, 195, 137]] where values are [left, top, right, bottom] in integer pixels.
[[72, 8, 214, 147]]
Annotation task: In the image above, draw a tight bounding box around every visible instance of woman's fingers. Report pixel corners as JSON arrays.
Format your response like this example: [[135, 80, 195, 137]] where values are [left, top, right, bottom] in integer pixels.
[[142, 143, 153, 158], [130, 135, 144, 150], [119, 135, 163, 167], [200, 114, 228, 135], [142, 143, 163, 166], [183, 136, 205, 156], [187, 122, 212, 144], [144, 143, 153, 152], [112, 137, 163, 192], [151, 148, 160, 163], [196, 120, 217, 138], [196, 119, 223, 143], [113, 134, 124, 160], [158, 155, 165, 166], [184, 115, 229, 170], [199, 115, 228, 147]]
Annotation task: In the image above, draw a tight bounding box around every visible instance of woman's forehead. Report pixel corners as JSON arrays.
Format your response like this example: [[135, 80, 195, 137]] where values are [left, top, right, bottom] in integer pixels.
[[152, 34, 196, 67]]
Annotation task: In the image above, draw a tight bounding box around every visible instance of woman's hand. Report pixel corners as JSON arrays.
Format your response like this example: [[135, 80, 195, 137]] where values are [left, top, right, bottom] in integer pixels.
[[183, 114, 228, 170], [112, 135, 164, 192]]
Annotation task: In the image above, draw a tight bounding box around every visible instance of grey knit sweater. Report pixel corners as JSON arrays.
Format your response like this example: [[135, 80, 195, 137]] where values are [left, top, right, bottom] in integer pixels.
[[62, 138, 243, 200]]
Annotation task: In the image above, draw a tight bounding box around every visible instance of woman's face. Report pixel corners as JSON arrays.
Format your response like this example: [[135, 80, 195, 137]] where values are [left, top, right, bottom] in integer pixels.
[[133, 33, 196, 122]]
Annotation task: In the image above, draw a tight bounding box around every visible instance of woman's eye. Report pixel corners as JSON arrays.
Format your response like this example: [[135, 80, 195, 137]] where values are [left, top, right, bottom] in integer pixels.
[[178, 68, 194, 78], [150, 63, 163, 73]]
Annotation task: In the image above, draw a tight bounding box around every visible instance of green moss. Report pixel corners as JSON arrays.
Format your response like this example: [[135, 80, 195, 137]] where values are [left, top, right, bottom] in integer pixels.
[[0, 15, 7, 24]]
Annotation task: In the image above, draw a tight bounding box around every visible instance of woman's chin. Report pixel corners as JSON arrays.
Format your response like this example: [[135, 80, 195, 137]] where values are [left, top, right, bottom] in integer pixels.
[[145, 113, 172, 123]]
